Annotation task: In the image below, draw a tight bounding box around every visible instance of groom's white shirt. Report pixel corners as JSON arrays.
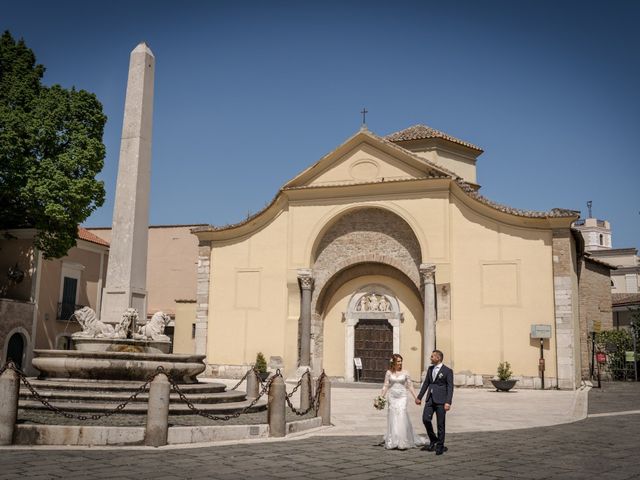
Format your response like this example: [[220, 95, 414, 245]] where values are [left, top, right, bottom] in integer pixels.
[[432, 362, 443, 381]]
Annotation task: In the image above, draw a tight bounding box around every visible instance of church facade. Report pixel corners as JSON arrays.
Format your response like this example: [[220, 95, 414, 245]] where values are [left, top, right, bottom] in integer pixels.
[[192, 125, 584, 389]]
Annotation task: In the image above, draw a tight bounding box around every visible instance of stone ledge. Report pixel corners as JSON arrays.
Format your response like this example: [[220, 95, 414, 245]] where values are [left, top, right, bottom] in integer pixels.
[[13, 417, 323, 446]]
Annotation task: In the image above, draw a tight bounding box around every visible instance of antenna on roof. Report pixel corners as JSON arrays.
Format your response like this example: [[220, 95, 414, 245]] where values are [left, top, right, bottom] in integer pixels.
[[587, 200, 593, 218]]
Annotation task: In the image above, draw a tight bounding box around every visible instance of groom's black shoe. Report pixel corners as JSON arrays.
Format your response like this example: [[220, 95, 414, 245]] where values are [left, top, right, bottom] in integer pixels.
[[435, 446, 448, 455], [421, 443, 436, 452]]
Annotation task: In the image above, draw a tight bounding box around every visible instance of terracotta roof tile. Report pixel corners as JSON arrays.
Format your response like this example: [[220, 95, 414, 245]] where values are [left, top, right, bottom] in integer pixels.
[[584, 253, 617, 269], [612, 293, 640, 307], [455, 180, 579, 219], [385, 124, 483, 152], [78, 227, 109, 247]]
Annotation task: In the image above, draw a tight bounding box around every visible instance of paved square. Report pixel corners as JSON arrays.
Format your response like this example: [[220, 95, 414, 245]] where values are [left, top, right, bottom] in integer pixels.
[[1, 383, 639, 479]]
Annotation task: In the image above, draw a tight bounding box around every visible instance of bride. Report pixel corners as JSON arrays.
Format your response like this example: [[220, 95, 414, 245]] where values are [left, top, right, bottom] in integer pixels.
[[380, 354, 426, 450]]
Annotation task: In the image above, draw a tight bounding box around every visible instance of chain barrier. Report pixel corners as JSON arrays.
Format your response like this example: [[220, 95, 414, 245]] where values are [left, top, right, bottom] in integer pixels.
[[2, 362, 164, 421], [228, 366, 256, 391], [1, 361, 328, 423], [284, 370, 312, 416], [169, 370, 276, 421], [313, 371, 326, 415]]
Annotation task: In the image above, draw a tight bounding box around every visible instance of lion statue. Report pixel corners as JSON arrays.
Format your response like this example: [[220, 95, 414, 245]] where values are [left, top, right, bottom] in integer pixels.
[[112, 308, 138, 339], [71, 306, 115, 338], [134, 311, 171, 342]]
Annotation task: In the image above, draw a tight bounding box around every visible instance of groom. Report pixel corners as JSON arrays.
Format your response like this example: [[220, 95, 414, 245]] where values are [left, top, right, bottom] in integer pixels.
[[415, 350, 454, 455]]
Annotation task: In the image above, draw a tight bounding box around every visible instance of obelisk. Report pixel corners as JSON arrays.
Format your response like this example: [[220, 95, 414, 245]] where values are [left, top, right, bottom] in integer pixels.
[[100, 43, 155, 324]]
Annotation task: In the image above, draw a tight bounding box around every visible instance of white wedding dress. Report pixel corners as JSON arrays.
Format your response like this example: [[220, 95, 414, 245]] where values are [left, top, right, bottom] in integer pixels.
[[381, 370, 426, 450]]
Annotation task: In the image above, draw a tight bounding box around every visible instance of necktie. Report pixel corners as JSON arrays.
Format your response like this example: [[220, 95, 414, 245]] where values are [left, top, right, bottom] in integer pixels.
[[433, 366, 439, 381]]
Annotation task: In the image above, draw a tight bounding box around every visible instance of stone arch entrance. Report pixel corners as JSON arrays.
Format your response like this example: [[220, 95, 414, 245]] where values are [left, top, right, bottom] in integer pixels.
[[6, 332, 25, 369], [297, 206, 437, 376]]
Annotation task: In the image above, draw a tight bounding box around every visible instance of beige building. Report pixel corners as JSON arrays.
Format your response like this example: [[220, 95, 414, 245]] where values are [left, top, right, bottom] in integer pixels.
[[0, 228, 109, 373], [573, 216, 640, 330], [191, 124, 591, 389], [87, 224, 204, 352]]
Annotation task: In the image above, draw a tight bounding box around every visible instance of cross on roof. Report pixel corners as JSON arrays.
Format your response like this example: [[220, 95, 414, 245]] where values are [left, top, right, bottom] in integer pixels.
[[361, 107, 368, 126]]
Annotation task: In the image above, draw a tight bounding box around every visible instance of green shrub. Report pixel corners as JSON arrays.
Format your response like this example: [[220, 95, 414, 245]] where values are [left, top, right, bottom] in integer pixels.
[[497, 361, 513, 381], [254, 352, 267, 373], [596, 329, 633, 379]]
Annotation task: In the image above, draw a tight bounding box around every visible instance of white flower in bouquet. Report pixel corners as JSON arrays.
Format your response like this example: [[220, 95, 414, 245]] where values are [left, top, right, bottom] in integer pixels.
[[373, 395, 387, 410]]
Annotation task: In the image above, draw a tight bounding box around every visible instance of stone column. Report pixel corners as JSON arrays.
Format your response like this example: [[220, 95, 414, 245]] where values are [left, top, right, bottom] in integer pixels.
[[195, 241, 211, 356], [420, 263, 437, 371], [0, 367, 19, 445], [100, 43, 155, 324], [145, 372, 170, 447], [297, 269, 314, 369], [268, 375, 286, 437], [299, 369, 311, 412], [317, 374, 331, 426], [552, 229, 579, 389]]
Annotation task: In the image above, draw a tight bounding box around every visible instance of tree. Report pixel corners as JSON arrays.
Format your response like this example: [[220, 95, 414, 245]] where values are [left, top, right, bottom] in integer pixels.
[[0, 31, 106, 258]]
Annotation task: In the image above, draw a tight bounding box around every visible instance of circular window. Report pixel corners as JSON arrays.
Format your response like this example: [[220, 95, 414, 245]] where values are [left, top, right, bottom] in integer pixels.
[[349, 160, 379, 180]]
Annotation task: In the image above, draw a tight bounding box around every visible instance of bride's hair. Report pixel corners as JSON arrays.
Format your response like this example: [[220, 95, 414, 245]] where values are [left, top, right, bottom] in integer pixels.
[[388, 353, 403, 371]]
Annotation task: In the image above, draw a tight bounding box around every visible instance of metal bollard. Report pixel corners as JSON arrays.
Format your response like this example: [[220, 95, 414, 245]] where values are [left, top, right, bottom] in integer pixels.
[[145, 372, 170, 447], [0, 367, 20, 445], [246, 368, 259, 399], [299, 370, 311, 412], [317, 373, 331, 426], [268, 375, 286, 437]]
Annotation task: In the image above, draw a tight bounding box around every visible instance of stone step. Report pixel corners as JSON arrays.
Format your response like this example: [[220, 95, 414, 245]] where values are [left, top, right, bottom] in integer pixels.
[[22, 378, 227, 394], [18, 398, 267, 415], [19, 389, 249, 404]]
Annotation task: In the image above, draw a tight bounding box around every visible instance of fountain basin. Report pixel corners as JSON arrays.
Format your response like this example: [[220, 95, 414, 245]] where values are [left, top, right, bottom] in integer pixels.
[[73, 337, 171, 354], [32, 349, 206, 383]]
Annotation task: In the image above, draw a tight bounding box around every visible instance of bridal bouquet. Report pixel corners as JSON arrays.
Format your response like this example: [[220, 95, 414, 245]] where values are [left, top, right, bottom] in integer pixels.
[[373, 395, 387, 410]]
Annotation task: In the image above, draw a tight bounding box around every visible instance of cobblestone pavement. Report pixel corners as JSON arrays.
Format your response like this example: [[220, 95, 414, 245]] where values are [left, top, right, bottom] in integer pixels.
[[1, 382, 639, 480]]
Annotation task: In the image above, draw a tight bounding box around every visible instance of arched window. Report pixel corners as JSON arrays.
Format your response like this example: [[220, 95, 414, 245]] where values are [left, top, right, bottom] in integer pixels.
[[6, 333, 25, 369], [599, 234, 604, 246]]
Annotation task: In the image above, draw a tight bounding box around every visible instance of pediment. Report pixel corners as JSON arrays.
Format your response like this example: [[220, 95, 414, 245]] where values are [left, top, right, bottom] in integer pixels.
[[284, 129, 454, 190]]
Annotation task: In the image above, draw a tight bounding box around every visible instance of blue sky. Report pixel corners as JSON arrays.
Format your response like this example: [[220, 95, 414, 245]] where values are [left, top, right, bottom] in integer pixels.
[[4, 1, 640, 249]]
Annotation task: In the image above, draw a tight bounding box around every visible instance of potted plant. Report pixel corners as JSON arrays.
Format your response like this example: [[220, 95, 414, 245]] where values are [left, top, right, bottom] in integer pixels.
[[254, 352, 269, 381], [491, 361, 518, 392]]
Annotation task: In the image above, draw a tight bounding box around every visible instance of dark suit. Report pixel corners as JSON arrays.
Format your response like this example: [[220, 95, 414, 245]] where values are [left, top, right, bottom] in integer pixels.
[[417, 364, 454, 448]]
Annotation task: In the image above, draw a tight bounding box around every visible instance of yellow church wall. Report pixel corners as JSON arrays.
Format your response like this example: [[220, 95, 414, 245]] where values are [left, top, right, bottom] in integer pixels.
[[448, 195, 557, 378], [205, 182, 562, 383], [414, 149, 477, 184], [172, 301, 196, 354], [207, 212, 290, 370], [322, 275, 424, 378]]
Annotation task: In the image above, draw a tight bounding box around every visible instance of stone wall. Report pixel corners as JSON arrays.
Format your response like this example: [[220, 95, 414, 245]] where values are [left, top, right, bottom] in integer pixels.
[[195, 241, 211, 360], [0, 298, 35, 367], [578, 258, 613, 380], [552, 229, 580, 389], [312, 208, 421, 309]]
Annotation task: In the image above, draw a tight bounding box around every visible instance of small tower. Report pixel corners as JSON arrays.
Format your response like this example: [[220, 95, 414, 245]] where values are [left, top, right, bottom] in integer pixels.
[[572, 201, 612, 251]]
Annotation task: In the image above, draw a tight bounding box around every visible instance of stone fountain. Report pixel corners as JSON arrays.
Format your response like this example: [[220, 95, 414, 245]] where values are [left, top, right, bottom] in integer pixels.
[[32, 307, 206, 383]]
